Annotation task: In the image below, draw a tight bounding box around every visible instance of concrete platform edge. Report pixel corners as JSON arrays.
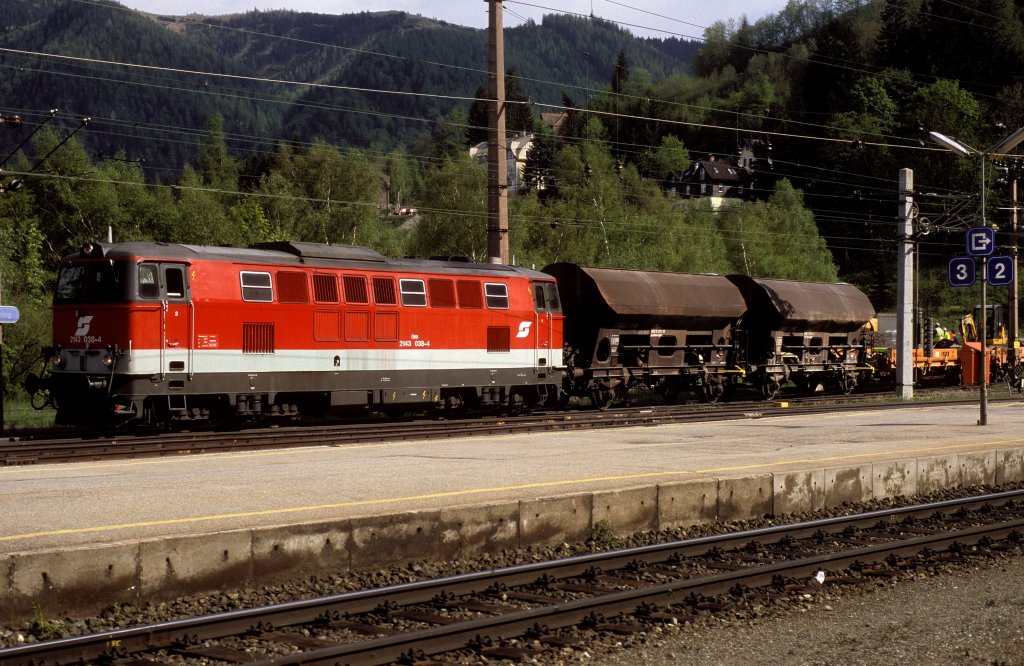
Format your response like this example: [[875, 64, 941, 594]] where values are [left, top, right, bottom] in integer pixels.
[[3, 445, 1023, 621]]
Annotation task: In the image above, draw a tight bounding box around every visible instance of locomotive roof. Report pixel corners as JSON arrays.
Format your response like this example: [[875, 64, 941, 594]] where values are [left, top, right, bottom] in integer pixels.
[[66, 241, 551, 279]]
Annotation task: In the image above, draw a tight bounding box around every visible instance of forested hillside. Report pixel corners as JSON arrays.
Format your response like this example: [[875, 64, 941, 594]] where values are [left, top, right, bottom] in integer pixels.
[[0, 1, 699, 166], [2, 0, 1024, 406]]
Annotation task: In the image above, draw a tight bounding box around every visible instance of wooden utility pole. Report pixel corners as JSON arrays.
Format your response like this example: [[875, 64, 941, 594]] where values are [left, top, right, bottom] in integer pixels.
[[487, 0, 509, 264]]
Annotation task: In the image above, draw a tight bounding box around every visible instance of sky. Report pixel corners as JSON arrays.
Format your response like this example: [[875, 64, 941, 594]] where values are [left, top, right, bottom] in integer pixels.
[[122, 0, 792, 40]]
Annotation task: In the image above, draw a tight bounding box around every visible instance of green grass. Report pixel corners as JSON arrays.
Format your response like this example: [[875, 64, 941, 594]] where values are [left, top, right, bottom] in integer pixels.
[[2, 397, 56, 431]]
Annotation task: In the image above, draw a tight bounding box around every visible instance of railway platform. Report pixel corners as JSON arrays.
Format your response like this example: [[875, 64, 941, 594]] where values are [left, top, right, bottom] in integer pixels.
[[2, 399, 1024, 620]]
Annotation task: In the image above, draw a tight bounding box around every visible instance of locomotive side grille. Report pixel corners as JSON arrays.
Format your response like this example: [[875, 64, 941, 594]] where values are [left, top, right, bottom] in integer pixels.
[[375, 312, 398, 341], [428, 279, 457, 308], [277, 271, 309, 303], [373, 277, 397, 305], [314, 310, 341, 342], [487, 326, 510, 353], [343, 275, 368, 304], [457, 280, 483, 308], [313, 274, 339, 303], [243, 322, 275, 354]]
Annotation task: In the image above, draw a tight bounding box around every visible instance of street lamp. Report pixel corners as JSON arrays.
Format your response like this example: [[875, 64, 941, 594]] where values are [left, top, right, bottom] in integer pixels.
[[930, 128, 1024, 425]]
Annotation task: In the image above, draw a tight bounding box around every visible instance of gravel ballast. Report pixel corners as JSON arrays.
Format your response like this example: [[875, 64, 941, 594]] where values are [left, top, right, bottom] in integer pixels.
[[589, 557, 1024, 665]]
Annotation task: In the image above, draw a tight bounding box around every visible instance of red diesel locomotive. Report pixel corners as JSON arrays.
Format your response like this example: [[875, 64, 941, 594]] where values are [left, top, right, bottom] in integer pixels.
[[34, 241, 564, 425]]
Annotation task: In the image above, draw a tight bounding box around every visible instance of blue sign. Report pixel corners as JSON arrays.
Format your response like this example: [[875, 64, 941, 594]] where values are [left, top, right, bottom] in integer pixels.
[[949, 257, 976, 287], [987, 255, 1015, 286], [0, 305, 19, 324], [966, 227, 996, 256]]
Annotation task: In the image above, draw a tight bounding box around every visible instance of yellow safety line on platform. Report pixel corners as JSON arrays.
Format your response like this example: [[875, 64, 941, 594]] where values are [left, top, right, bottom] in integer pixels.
[[1, 435, 1022, 543]]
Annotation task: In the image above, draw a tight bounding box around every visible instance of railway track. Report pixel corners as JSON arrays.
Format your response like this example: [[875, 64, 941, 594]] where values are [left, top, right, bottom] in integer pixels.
[[2, 489, 1021, 665], [0, 390, 995, 465]]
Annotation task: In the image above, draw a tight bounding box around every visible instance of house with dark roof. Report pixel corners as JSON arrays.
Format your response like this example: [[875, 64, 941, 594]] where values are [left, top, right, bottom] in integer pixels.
[[666, 139, 773, 209], [667, 155, 751, 208]]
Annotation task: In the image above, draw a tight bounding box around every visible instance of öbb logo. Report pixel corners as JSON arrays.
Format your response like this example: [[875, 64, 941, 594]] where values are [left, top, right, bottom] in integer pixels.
[[515, 321, 532, 338], [74, 315, 93, 336]]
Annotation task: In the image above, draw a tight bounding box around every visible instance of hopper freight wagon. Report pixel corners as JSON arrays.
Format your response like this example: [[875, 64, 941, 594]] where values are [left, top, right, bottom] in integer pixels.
[[544, 264, 876, 405]]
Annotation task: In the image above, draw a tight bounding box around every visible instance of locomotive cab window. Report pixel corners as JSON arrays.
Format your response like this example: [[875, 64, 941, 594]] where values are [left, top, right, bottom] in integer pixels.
[[484, 283, 509, 309], [55, 260, 128, 303], [137, 263, 187, 300], [399, 279, 427, 307], [240, 271, 273, 302], [164, 266, 186, 299], [533, 282, 561, 313], [138, 264, 159, 299]]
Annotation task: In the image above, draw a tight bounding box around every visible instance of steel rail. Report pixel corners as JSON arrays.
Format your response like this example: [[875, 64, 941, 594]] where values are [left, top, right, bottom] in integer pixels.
[[1, 489, 1021, 665], [0, 395, 1005, 466], [252, 518, 1024, 666]]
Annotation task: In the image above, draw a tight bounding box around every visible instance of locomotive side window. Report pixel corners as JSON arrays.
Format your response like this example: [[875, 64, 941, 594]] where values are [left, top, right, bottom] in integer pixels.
[[138, 265, 159, 299], [277, 271, 309, 303], [372, 277, 397, 305], [399, 279, 427, 307], [343, 275, 368, 304], [428, 279, 457, 308], [240, 271, 273, 302], [484, 283, 509, 309], [456, 280, 483, 309], [313, 274, 339, 303]]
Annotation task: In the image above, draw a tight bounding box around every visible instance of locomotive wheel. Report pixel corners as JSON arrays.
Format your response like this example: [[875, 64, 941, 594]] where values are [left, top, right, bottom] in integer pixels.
[[508, 387, 540, 413]]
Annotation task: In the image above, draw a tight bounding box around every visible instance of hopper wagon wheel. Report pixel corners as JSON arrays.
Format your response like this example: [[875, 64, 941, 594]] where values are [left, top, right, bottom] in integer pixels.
[[839, 372, 857, 395], [760, 377, 782, 400], [794, 373, 819, 395], [702, 375, 725, 403], [589, 384, 617, 410]]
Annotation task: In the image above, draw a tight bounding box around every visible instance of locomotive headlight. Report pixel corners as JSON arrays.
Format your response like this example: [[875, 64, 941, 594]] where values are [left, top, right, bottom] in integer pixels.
[[102, 353, 114, 367], [52, 353, 65, 369]]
